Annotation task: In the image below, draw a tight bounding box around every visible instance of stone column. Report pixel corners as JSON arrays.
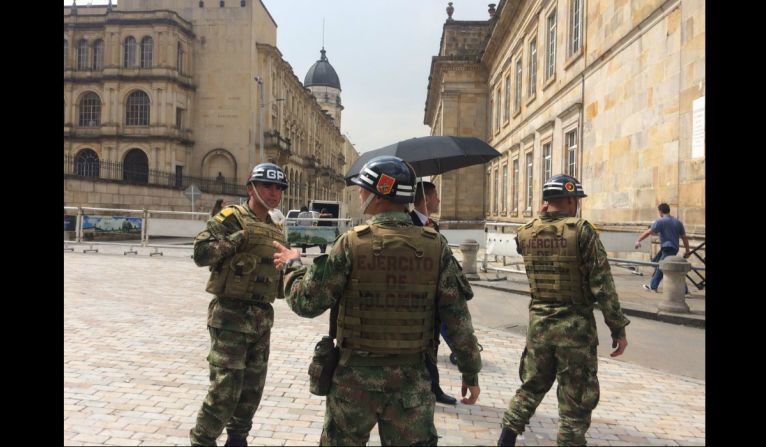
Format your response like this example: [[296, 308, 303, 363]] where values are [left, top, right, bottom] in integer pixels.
[[459, 239, 480, 280], [657, 256, 691, 313]]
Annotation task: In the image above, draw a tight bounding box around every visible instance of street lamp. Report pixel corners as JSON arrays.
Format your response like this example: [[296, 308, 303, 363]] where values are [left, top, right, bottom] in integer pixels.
[[254, 76, 285, 165], [254, 76, 265, 165]]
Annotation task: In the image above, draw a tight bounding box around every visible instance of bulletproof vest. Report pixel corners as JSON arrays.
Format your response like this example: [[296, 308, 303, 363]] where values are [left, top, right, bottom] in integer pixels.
[[336, 223, 441, 355], [516, 217, 587, 304], [205, 205, 285, 303]]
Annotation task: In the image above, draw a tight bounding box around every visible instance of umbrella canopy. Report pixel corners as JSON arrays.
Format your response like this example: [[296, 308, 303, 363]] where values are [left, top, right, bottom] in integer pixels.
[[345, 136, 500, 185]]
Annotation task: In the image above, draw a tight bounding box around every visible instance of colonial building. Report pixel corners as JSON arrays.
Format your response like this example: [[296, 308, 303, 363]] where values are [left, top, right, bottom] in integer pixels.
[[64, 0, 357, 217], [424, 0, 705, 237]]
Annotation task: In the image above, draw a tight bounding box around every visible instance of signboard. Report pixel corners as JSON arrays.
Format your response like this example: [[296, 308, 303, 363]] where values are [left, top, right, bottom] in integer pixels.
[[691, 96, 705, 159], [286, 226, 339, 249], [64, 215, 77, 231], [81, 215, 142, 240]]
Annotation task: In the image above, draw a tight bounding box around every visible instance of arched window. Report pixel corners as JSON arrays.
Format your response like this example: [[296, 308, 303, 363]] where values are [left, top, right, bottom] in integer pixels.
[[76, 39, 89, 71], [124, 36, 136, 68], [92, 40, 104, 71], [123, 149, 149, 184], [125, 91, 150, 126], [140, 37, 153, 68], [177, 42, 185, 74], [74, 149, 100, 178], [64, 39, 69, 70], [79, 92, 101, 127]]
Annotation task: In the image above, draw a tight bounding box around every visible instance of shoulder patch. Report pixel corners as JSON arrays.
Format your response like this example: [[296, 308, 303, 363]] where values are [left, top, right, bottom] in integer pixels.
[[213, 207, 235, 223], [353, 224, 371, 236], [521, 219, 537, 231]]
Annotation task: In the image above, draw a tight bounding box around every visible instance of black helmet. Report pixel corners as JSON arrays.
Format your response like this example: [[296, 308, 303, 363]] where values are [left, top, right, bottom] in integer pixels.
[[350, 155, 416, 204], [542, 174, 587, 200], [247, 163, 288, 190]]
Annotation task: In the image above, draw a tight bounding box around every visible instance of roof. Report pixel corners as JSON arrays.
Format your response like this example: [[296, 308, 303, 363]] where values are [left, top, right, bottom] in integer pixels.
[[304, 47, 341, 90]]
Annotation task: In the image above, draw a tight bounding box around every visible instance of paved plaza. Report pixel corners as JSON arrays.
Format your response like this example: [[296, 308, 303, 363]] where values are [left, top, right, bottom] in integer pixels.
[[64, 248, 705, 446]]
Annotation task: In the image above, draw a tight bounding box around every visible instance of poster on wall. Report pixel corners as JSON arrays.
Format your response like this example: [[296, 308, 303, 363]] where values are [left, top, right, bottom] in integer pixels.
[[691, 96, 705, 159], [81, 215, 142, 240], [64, 215, 77, 231]]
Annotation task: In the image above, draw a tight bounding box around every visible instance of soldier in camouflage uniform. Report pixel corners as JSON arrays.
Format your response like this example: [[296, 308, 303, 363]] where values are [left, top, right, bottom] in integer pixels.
[[273, 156, 482, 446], [497, 174, 630, 446], [189, 163, 288, 447]]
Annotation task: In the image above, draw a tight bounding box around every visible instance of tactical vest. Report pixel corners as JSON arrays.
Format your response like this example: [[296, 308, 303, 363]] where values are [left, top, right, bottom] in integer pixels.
[[516, 217, 587, 304], [205, 205, 286, 303], [336, 224, 442, 355]]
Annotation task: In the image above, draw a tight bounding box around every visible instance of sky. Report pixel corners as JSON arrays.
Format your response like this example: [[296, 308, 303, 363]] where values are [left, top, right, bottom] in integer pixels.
[[64, 0, 494, 153]]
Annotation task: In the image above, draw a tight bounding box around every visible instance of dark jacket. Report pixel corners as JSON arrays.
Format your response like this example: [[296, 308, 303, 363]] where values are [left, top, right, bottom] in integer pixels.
[[409, 210, 439, 232]]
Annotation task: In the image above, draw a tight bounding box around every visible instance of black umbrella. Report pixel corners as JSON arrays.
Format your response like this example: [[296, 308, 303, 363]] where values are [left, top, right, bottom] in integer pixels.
[[345, 136, 501, 185]]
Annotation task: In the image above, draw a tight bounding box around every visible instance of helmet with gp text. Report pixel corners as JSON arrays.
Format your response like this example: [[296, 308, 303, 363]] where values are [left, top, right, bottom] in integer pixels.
[[350, 155, 416, 204], [247, 163, 288, 190], [542, 174, 587, 200]]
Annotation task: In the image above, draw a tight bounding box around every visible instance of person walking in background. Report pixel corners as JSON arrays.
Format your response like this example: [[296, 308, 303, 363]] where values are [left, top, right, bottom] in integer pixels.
[[634, 203, 691, 293], [210, 198, 225, 217], [317, 208, 333, 227]]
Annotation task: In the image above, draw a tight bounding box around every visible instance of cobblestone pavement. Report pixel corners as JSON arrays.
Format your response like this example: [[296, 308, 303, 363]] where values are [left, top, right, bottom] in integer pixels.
[[64, 250, 705, 446]]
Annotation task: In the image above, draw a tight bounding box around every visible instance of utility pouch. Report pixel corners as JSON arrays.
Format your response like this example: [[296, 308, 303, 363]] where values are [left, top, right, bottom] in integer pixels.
[[308, 335, 339, 396]]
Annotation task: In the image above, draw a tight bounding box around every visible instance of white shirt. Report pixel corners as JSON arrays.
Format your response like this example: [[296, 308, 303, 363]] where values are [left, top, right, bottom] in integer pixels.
[[413, 208, 429, 225]]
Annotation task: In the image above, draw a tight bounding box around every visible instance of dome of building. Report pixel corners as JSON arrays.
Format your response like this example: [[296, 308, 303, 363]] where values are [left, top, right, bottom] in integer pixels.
[[304, 48, 341, 90]]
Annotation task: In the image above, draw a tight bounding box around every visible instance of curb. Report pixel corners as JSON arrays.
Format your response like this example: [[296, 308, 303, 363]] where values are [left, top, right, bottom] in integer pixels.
[[468, 281, 706, 329]]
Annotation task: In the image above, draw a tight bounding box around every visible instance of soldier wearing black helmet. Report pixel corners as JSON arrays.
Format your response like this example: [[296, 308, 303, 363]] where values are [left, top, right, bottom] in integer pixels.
[[497, 174, 630, 446], [189, 162, 288, 447], [273, 155, 483, 446]]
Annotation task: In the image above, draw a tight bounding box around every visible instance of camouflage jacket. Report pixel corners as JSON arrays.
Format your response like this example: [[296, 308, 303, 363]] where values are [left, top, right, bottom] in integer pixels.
[[193, 204, 283, 334], [518, 212, 630, 347], [284, 211, 482, 386]]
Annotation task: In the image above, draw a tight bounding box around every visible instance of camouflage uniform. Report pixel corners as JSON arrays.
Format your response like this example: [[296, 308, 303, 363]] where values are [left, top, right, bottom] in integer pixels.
[[501, 211, 630, 446], [189, 205, 284, 446], [284, 211, 482, 446]]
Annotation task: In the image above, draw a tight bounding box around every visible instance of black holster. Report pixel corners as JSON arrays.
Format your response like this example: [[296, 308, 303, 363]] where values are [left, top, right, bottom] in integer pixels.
[[308, 335, 339, 396]]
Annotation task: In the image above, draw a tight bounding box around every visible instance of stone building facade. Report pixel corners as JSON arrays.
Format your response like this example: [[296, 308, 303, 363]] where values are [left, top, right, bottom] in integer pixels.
[[64, 0, 357, 217], [424, 0, 705, 236]]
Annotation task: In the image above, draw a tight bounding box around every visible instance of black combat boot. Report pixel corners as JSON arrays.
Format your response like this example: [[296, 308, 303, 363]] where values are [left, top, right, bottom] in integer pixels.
[[224, 431, 248, 447], [497, 426, 517, 446], [434, 386, 457, 405]]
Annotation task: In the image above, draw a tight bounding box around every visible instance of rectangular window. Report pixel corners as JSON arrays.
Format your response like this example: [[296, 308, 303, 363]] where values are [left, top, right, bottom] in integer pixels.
[[528, 39, 537, 98], [569, 0, 582, 56], [493, 167, 499, 214], [489, 95, 495, 134], [512, 158, 519, 214], [546, 11, 557, 79], [502, 164, 508, 213], [176, 108, 184, 129], [504, 74, 511, 122], [526, 152, 534, 211], [124, 39, 136, 68], [177, 43, 185, 74], [514, 59, 522, 113], [542, 142, 552, 187], [495, 88, 501, 131], [175, 165, 183, 188], [566, 129, 578, 177], [93, 41, 104, 71], [77, 41, 88, 71]]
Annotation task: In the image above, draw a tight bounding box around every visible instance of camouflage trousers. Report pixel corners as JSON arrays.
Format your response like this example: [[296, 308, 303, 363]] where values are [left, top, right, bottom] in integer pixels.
[[189, 326, 271, 446], [502, 344, 600, 446], [320, 364, 438, 446]]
